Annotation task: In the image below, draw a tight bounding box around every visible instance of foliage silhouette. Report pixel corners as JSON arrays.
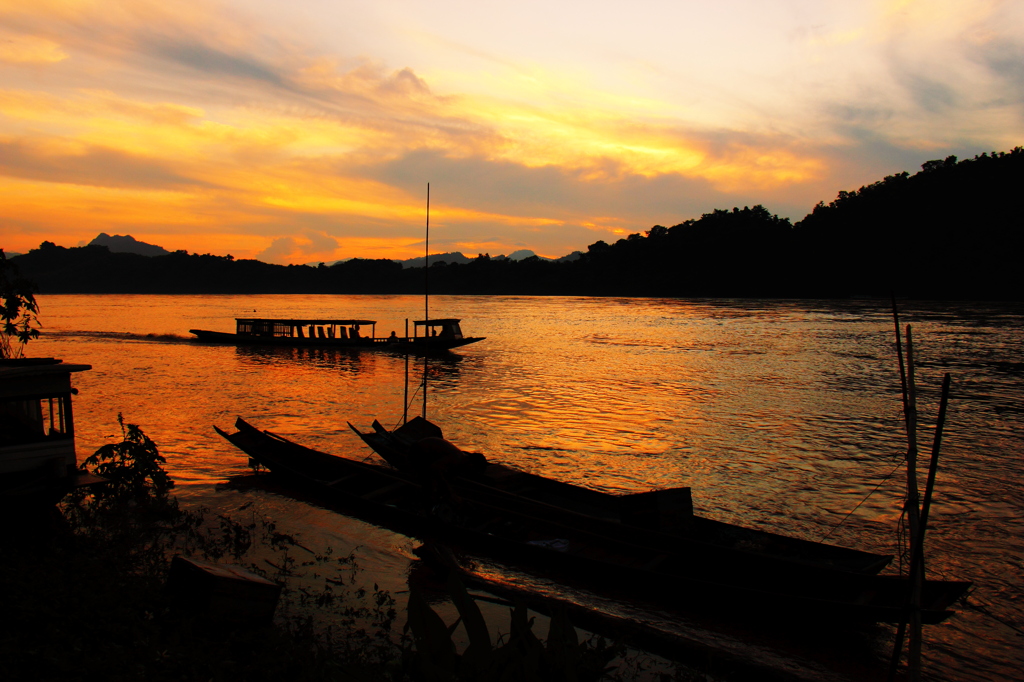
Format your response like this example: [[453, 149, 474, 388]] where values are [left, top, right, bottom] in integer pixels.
[[793, 148, 1024, 297], [0, 248, 41, 358]]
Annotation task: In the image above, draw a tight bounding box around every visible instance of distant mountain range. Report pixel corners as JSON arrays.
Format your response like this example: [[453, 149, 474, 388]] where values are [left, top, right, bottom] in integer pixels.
[[88, 233, 169, 257], [395, 249, 581, 268], [79, 233, 581, 266]]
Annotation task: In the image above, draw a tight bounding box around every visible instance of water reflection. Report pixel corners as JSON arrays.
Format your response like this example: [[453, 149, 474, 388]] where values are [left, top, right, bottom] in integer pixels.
[[29, 294, 1024, 682], [231, 343, 467, 376], [234, 344, 378, 373]]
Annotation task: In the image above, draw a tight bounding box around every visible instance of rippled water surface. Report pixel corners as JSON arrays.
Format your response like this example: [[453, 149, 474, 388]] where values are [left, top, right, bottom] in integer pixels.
[[34, 294, 1024, 681]]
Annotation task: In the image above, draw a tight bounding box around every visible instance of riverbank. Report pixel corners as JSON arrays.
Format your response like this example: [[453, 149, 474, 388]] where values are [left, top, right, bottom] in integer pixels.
[[1, 423, 400, 682], [0, 422, 704, 682], [2, 528, 370, 682]]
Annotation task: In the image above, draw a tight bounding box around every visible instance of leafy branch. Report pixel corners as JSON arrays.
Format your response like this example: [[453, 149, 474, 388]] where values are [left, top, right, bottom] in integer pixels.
[[80, 412, 174, 504], [0, 249, 41, 359]]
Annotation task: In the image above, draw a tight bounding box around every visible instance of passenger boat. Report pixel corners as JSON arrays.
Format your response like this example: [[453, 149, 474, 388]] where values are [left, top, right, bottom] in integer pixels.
[[216, 416, 971, 624], [190, 317, 484, 351]]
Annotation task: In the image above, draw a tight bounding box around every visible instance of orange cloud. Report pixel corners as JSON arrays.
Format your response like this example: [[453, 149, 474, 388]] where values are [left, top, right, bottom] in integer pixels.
[[10, 0, 966, 263], [0, 35, 67, 64]]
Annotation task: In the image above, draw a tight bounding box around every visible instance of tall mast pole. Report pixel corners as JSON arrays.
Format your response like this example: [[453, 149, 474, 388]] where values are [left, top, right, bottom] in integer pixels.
[[425, 183, 430, 323], [423, 183, 429, 420], [403, 323, 409, 426]]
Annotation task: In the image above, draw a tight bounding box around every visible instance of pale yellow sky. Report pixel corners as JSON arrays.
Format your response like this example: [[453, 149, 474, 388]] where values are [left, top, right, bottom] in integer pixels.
[[1, 0, 1021, 262]]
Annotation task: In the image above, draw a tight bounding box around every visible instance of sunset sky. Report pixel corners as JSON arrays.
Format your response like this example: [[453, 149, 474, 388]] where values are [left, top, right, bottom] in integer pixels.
[[1, 0, 1021, 263]]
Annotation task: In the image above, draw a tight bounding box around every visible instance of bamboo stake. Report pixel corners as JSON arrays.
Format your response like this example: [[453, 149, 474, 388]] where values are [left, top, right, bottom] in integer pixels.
[[906, 372, 952, 590], [892, 296, 910, 425], [906, 373, 951, 681], [403, 320, 409, 426], [888, 373, 951, 682], [889, 624, 908, 681], [905, 326, 924, 681], [887, 334, 957, 682], [920, 374, 952, 536], [886, 311, 922, 682], [887, 300, 911, 682]]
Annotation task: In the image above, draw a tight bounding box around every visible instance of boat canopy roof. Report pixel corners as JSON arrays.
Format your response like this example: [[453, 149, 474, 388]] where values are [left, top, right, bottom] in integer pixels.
[[235, 318, 376, 326], [413, 318, 461, 326], [0, 359, 91, 399]]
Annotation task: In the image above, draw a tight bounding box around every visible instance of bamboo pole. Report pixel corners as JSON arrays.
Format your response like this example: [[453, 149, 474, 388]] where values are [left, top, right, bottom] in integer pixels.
[[892, 297, 910, 423], [889, 372, 951, 682], [920, 374, 952, 536], [887, 321, 955, 681], [888, 299, 909, 681], [907, 374, 951, 681], [886, 304, 919, 682], [403, 318, 409, 426], [906, 372, 952, 589], [905, 325, 924, 681]]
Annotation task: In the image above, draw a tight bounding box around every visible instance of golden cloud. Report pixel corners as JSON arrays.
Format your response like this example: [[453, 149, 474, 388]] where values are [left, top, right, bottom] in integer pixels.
[[0, 0, 839, 262], [0, 35, 67, 64]]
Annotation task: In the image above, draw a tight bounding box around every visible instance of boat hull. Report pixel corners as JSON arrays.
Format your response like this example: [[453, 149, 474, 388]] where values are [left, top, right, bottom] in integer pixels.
[[349, 418, 895, 576], [217, 417, 971, 625], [190, 329, 484, 351]]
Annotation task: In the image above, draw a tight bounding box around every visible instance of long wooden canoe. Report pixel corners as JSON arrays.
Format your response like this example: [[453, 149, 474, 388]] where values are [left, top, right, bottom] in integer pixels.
[[349, 417, 899, 576], [217, 417, 970, 624]]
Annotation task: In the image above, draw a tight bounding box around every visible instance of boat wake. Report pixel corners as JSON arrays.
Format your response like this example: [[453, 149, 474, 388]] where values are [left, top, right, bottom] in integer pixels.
[[44, 330, 194, 344]]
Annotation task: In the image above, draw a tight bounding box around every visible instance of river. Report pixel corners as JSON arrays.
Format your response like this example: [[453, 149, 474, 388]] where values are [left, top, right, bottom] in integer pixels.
[[31, 294, 1024, 681]]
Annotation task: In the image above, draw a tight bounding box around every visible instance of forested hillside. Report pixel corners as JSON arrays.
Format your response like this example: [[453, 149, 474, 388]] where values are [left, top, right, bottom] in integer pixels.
[[8, 148, 1023, 299], [793, 149, 1023, 298]]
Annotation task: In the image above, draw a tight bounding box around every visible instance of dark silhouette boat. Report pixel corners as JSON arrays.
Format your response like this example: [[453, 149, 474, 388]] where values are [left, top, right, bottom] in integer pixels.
[[1, 358, 104, 519], [216, 416, 971, 624], [190, 317, 483, 351], [349, 417, 896, 574]]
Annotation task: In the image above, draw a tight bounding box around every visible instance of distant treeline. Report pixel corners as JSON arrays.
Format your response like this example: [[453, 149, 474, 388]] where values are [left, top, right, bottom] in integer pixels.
[[10, 147, 1024, 299]]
